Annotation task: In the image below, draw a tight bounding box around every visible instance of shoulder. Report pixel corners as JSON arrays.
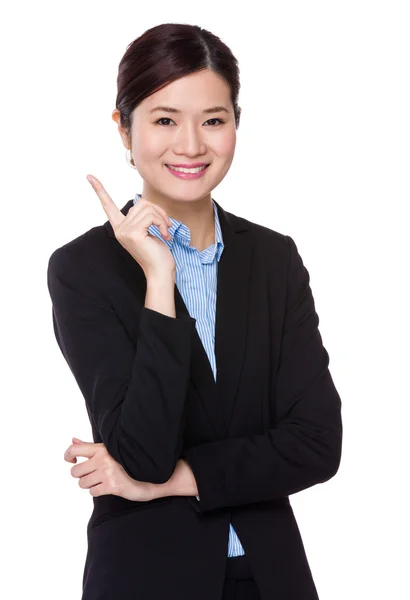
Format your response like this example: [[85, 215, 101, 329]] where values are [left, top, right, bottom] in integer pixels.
[[46, 219, 121, 295], [223, 209, 313, 307], [221, 205, 298, 268], [48, 198, 136, 280]]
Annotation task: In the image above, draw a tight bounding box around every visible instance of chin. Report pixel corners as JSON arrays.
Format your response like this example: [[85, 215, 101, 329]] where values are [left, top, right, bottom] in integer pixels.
[[158, 183, 213, 201]]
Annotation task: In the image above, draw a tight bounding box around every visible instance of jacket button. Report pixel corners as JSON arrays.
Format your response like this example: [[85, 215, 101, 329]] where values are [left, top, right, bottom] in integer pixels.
[[196, 495, 200, 501]]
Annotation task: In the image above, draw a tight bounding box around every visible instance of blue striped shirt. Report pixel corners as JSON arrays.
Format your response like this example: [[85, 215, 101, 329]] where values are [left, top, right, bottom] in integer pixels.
[[133, 193, 245, 558]]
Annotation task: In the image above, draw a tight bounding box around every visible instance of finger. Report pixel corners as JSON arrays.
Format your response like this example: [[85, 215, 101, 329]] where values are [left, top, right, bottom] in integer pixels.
[[64, 443, 98, 462], [131, 199, 172, 230], [144, 201, 172, 228], [72, 437, 96, 446], [86, 175, 124, 230], [78, 471, 103, 489], [136, 212, 171, 240], [71, 460, 97, 479], [89, 483, 105, 497], [128, 206, 172, 240], [64, 443, 77, 463]]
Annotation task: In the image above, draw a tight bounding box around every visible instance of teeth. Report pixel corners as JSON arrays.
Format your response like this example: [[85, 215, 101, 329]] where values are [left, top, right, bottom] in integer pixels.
[[168, 165, 207, 174]]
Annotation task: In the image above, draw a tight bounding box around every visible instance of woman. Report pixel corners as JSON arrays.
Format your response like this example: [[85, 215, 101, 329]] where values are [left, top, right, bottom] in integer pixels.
[[47, 23, 343, 600]]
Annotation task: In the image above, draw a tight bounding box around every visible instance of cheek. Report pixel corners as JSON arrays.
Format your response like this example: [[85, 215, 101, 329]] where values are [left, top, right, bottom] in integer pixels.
[[133, 130, 165, 163], [213, 131, 236, 158]]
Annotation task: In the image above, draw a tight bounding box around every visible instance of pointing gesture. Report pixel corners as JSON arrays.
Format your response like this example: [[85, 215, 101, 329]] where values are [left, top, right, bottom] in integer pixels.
[[87, 174, 125, 230], [86, 174, 176, 278]]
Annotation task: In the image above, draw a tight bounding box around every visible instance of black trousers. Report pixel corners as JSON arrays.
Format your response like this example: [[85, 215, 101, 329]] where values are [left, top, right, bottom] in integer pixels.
[[222, 555, 262, 600]]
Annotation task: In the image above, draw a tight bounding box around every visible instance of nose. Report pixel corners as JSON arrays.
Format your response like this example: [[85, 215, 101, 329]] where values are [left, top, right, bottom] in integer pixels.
[[173, 122, 207, 157]]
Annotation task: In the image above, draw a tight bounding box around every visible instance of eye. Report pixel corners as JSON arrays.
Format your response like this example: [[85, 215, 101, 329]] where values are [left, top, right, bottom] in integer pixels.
[[155, 118, 174, 126], [205, 118, 224, 126], [154, 118, 225, 126]]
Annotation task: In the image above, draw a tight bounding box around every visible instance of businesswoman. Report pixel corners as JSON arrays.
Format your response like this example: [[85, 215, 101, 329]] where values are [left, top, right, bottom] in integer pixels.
[[47, 22, 343, 600]]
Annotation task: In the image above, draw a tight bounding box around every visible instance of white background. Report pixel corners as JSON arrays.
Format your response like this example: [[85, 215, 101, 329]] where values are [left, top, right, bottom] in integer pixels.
[[1, 1, 409, 598]]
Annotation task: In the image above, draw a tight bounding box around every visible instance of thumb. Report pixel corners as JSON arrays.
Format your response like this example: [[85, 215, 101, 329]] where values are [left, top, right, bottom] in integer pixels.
[[72, 437, 84, 444]]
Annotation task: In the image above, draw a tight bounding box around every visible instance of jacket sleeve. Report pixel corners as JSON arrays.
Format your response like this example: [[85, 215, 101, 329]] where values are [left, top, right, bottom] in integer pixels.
[[47, 247, 196, 484], [181, 234, 343, 513]]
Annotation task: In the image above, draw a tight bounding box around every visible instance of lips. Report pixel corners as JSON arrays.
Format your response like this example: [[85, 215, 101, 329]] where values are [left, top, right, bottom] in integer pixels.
[[166, 163, 210, 168], [165, 164, 210, 179]]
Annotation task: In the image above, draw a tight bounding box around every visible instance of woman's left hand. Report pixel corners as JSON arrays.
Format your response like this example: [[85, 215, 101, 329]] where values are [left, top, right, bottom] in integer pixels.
[[64, 437, 153, 502]]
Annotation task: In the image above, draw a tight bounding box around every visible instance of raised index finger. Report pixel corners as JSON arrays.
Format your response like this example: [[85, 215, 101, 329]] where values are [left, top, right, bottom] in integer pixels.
[[86, 174, 124, 230]]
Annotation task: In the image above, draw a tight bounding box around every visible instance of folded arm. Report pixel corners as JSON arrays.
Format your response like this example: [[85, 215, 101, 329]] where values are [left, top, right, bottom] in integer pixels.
[[180, 235, 343, 513], [47, 248, 196, 484]]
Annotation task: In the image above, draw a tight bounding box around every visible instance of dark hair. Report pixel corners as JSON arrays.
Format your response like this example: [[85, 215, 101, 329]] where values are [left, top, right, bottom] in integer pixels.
[[115, 23, 241, 138]]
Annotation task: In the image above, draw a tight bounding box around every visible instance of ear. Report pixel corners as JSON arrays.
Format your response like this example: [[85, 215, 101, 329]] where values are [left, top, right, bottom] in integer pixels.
[[112, 108, 131, 150]]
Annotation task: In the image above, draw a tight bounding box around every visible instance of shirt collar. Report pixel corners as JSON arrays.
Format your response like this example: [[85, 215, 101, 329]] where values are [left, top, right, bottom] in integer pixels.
[[133, 193, 224, 262]]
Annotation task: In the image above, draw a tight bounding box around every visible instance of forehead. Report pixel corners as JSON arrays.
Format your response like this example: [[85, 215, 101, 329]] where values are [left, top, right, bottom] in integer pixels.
[[141, 70, 231, 112]]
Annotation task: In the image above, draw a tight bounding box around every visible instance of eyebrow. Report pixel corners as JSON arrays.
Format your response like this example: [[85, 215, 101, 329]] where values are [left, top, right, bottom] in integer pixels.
[[149, 105, 229, 114]]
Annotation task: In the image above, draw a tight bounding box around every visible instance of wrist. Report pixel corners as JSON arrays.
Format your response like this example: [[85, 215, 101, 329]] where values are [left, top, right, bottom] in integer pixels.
[[148, 460, 198, 500], [169, 459, 198, 497], [147, 477, 176, 501], [145, 270, 176, 285], [144, 271, 176, 317]]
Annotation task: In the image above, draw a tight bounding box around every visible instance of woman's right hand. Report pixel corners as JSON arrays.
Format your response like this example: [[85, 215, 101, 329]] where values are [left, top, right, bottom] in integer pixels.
[[87, 175, 176, 279]]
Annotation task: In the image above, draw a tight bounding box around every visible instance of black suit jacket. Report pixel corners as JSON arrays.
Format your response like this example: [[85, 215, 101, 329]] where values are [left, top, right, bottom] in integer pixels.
[[47, 198, 342, 600]]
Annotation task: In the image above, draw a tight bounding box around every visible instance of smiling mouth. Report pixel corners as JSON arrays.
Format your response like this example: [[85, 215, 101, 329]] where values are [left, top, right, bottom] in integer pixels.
[[165, 164, 210, 173]]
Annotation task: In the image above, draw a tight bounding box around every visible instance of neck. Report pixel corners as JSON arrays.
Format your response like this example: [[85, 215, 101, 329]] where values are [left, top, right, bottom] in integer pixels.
[[140, 185, 215, 251]]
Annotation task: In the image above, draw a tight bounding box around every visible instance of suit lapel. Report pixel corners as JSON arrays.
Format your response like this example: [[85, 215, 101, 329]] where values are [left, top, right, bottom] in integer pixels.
[[103, 198, 252, 439], [212, 200, 252, 434]]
